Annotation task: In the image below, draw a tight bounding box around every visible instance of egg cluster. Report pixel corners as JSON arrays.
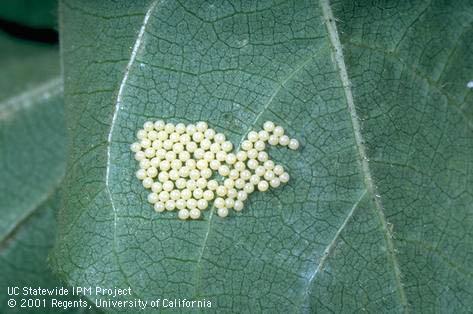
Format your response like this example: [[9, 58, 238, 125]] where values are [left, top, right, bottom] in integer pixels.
[[131, 120, 299, 220]]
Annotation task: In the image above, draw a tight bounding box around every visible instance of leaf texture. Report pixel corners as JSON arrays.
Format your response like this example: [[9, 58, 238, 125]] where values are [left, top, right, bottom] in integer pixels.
[[53, 0, 473, 312], [0, 30, 98, 313]]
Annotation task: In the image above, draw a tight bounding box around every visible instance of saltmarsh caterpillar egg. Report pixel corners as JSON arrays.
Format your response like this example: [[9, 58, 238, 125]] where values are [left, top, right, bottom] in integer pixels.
[[131, 120, 300, 220]]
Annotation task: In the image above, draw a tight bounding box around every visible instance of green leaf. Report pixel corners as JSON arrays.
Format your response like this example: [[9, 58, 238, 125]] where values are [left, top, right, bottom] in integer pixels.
[[0, 32, 97, 313], [53, 0, 473, 312], [0, 32, 63, 243], [0, 32, 59, 102], [0, 195, 91, 314]]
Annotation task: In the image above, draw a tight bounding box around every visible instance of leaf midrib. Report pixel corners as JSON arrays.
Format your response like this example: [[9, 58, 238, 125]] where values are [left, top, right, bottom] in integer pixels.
[[319, 0, 408, 311]]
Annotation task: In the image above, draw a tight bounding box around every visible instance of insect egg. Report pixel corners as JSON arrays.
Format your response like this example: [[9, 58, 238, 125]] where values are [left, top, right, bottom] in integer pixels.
[[159, 191, 169, 202], [225, 153, 237, 165], [175, 123, 186, 134], [148, 193, 159, 204], [163, 140, 173, 150], [257, 180, 269, 192], [132, 120, 299, 219], [216, 151, 227, 161], [176, 199, 186, 210], [250, 175, 260, 185], [288, 138, 300, 150], [270, 178, 281, 188], [247, 159, 258, 170], [217, 207, 229, 217], [142, 177, 153, 188], [197, 199, 208, 210], [205, 128, 216, 139], [247, 131, 259, 142], [157, 130, 167, 141], [170, 190, 181, 200], [234, 200, 244, 211], [147, 130, 158, 140], [225, 198, 235, 208], [207, 180, 218, 190], [227, 188, 238, 199], [151, 182, 162, 193], [214, 198, 225, 208], [165, 200, 176, 211], [273, 126, 284, 137], [136, 169, 147, 180], [236, 151, 247, 161], [244, 183, 255, 194], [258, 130, 269, 141], [140, 159, 151, 169], [130, 142, 141, 152], [196, 178, 207, 189], [169, 169, 180, 181], [279, 172, 290, 183], [254, 141, 265, 151], [237, 190, 247, 201], [241, 140, 253, 151], [178, 209, 189, 219], [186, 199, 197, 209], [218, 165, 230, 177], [279, 135, 290, 146], [255, 166, 266, 177], [201, 139, 212, 150], [264, 171, 275, 181], [176, 178, 186, 189], [224, 178, 235, 189], [137, 129, 147, 139], [155, 202, 166, 212], [221, 141, 233, 152], [257, 151, 269, 162], [235, 179, 245, 189], [154, 120, 165, 130], [229, 169, 239, 180], [164, 123, 175, 133], [214, 133, 226, 143], [247, 149, 258, 159], [196, 121, 208, 132], [169, 132, 180, 142], [189, 208, 201, 219], [192, 132, 204, 143], [216, 186, 227, 197], [268, 135, 279, 146], [135, 150, 146, 161], [263, 121, 275, 132], [200, 168, 212, 179], [203, 190, 214, 200]]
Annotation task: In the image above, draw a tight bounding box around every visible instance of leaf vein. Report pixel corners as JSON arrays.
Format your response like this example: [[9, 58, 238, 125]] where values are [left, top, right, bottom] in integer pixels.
[[0, 179, 63, 253], [192, 44, 321, 297], [0, 77, 62, 121], [319, 0, 409, 311], [105, 0, 160, 296], [303, 189, 367, 302]]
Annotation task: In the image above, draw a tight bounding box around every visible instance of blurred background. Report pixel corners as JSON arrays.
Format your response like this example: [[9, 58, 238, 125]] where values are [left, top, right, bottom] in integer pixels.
[[0, 0, 59, 98], [0, 1, 95, 313]]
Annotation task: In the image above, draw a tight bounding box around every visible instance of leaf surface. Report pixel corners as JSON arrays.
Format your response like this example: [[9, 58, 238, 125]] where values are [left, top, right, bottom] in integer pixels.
[[0, 31, 96, 313], [53, 0, 473, 312], [0, 32, 59, 102], [0, 32, 63, 242]]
